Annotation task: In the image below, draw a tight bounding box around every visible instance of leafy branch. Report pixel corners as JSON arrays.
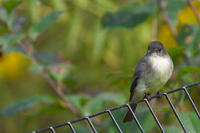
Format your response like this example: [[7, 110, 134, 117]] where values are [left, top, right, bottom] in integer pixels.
[[159, 0, 177, 38], [0, 9, 81, 117], [158, 0, 193, 65], [18, 36, 81, 117]]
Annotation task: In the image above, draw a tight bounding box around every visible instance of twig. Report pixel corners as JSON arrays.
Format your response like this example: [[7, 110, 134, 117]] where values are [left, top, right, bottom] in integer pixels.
[[158, 0, 191, 65], [19, 39, 104, 126], [19, 40, 80, 116], [159, 0, 177, 39], [40, 67, 79, 114], [187, 0, 200, 24]]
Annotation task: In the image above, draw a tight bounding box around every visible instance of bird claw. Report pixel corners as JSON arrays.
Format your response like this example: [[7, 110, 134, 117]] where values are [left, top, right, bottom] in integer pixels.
[[156, 92, 163, 98], [143, 93, 151, 100]]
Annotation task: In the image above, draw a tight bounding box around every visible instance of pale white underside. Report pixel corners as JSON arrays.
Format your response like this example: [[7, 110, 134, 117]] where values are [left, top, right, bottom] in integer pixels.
[[132, 55, 173, 101]]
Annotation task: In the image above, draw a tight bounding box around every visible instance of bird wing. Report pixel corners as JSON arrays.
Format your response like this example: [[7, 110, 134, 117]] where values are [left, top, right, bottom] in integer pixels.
[[129, 75, 139, 101], [129, 56, 148, 102]]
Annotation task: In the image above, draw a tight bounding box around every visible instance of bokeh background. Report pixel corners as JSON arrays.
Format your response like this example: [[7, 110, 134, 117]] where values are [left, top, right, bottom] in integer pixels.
[[0, 0, 200, 133]]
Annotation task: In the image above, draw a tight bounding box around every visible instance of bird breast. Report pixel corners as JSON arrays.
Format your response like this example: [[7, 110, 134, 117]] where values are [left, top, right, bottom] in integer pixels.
[[149, 55, 173, 81]]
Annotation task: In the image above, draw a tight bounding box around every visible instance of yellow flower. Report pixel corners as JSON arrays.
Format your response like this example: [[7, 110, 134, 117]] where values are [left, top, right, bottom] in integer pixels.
[[158, 24, 177, 49], [0, 52, 31, 80], [178, 1, 200, 28]]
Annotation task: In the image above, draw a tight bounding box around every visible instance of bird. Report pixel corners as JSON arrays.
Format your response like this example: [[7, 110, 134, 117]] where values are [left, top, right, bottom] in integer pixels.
[[123, 41, 174, 123]]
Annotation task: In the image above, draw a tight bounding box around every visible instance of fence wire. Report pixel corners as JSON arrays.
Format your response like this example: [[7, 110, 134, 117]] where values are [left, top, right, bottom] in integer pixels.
[[31, 81, 200, 133]]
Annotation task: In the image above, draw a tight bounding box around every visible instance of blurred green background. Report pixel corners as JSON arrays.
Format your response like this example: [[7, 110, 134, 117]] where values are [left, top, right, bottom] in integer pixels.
[[0, 0, 200, 133]]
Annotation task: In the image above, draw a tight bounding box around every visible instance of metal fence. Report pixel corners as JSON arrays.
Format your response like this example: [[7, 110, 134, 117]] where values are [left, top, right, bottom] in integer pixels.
[[31, 81, 200, 133]]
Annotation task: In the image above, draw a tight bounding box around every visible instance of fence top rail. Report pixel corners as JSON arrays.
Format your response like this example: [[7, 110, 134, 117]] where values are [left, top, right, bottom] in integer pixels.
[[31, 81, 200, 133]]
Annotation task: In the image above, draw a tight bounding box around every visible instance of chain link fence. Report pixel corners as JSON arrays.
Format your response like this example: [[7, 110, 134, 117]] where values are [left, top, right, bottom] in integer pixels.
[[31, 81, 200, 133]]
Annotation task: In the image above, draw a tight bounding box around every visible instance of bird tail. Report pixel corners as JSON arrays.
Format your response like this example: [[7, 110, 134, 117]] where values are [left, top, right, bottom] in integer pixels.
[[123, 104, 137, 123]]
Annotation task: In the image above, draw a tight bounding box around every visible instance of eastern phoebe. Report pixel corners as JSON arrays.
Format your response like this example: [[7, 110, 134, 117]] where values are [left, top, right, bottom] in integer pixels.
[[123, 41, 174, 123]]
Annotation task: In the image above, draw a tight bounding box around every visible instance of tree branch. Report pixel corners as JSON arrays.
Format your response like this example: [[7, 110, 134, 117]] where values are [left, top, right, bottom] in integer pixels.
[[40, 67, 78, 113], [19, 41, 81, 117], [19, 41, 105, 126], [159, 0, 177, 39], [158, 0, 191, 65], [187, 0, 200, 24]]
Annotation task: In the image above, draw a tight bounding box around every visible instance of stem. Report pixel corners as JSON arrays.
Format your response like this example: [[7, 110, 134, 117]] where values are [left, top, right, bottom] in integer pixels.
[[158, 0, 191, 65], [40, 67, 79, 114], [187, 0, 200, 24], [19, 40, 104, 126], [159, 0, 177, 39], [19, 40, 80, 116]]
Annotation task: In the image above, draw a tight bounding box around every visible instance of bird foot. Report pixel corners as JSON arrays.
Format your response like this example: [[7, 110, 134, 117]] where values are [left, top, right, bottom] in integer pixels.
[[156, 92, 163, 99], [143, 93, 151, 100]]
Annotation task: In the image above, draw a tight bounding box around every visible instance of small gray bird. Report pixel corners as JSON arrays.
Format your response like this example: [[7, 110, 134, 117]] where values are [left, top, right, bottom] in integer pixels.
[[123, 41, 174, 123]]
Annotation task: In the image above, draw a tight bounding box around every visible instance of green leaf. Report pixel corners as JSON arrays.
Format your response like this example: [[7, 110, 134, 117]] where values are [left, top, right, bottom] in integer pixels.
[[98, 92, 126, 105], [35, 52, 61, 66], [180, 112, 200, 132], [177, 66, 200, 79], [37, 102, 64, 115], [0, 8, 8, 22], [178, 25, 200, 50], [67, 92, 125, 115], [107, 108, 156, 132], [87, 92, 126, 114], [165, 0, 186, 27], [0, 9, 17, 33], [167, 46, 184, 60], [64, 77, 77, 89], [0, 95, 55, 116], [102, 12, 149, 28], [66, 94, 91, 115], [73, 125, 91, 133], [164, 126, 181, 133], [110, 76, 132, 90], [102, 1, 154, 28], [7, 11, 23, 33], [0, 25, 9, 34], [29, 62, 41, 73], [137, 107, 157, 132], [0, 8, 19, 33], [29, 11, 63, 40], [3, 0, 23, 12], [0, 33, 24, 46]]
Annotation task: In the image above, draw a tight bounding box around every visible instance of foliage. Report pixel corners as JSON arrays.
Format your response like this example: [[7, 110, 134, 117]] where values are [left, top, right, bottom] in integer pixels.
[[0, 0, 200, 133], [0, 95, 55, 116], [67, 92, 126, 115], [102, 0, 155, 28], [164, 112, 200, 133], [29, 10, 63, 40]]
